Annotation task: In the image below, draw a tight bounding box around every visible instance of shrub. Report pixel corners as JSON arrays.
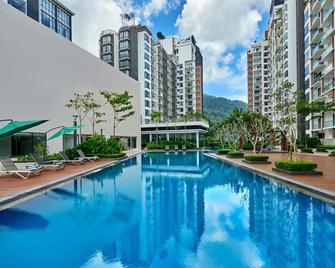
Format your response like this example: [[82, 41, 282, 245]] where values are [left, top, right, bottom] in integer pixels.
[[305, 137, 321, 148], [17, 155, 33, 161], [329, 150, 335, 156], [77, 134, 122, 155], [45, 153, 62, 161], [316, 147, 328, 153], [300, 148, 314, 154], [243, 141, 253, 151], [217, 149, 230, 155], [227, 151, 244, 158], [146, 141, 196, 150], [244, 154, 269, 162], [275, 160, 317, 172], [65, 148, 77, 160], [318, 145, 335, 150]]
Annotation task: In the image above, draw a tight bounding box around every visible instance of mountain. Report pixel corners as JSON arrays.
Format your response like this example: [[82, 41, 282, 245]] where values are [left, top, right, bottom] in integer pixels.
[[203, 94, 247, 122]]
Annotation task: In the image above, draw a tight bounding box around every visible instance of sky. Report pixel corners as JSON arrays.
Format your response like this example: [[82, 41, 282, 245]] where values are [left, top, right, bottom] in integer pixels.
[[62, 0, 271, 102]]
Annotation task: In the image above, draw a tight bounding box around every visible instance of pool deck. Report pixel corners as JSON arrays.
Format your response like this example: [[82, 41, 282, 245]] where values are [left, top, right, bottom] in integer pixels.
[[0, 150, 141, 208], [208, 152, 335, 204]]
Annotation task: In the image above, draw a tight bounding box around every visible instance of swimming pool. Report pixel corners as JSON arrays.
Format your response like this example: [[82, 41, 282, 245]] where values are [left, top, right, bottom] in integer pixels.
[[0, 152, 334, 268]]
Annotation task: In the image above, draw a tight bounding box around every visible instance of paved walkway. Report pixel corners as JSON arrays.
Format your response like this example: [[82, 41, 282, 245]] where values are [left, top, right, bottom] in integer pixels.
[[212, 152, 335, 200]]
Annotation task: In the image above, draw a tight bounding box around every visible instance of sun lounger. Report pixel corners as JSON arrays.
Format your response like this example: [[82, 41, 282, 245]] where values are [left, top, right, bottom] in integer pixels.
[[76, 149, 99, 162], [30, 153, 64, 170], [174, 145, 178, 150], [59, 151, 85, 165], [0, 157, 42, 179], [165, 145, 170, 151], [182, 145, 186, 150]]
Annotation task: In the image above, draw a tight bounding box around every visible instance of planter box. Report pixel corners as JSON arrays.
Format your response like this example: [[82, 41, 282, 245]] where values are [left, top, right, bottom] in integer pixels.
[[272, 167, 323, 176], [242, 160, 271, 164]]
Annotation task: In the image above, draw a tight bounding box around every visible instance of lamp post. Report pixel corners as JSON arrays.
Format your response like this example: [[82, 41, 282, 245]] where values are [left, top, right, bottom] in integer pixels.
[[73, 115, 78, 149]]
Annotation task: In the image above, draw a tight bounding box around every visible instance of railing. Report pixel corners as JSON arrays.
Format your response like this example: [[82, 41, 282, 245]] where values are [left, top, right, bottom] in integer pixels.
[[323, 4, 334, 22], [321, 45, 332, 59], [321, 26, 334, 42], [324, 81, 335, 92], [322, 64, 333, 76], [312, 28, 323, 40]]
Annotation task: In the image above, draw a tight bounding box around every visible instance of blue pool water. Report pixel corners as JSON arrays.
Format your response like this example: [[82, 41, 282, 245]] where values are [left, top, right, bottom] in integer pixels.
[[0, 152, 335, 268]]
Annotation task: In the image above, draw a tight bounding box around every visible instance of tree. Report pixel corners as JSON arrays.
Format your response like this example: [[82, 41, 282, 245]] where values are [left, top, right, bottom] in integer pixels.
[[215, 108, 244, 151], [241, 112, 275, 154], [65, 92, 95, 143], [150, 111, 162, 145], [100, 90, 135, 136], [271, 81, 300, 161], [86, 99, 106, 134]]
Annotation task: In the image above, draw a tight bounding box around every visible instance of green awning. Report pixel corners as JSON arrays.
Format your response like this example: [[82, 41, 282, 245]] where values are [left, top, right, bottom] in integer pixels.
[[48, 125, 83, 141], [0, 120, 48, 140]]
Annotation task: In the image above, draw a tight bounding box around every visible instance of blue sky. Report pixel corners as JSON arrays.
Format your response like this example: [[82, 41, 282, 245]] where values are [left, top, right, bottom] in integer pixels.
[[63, 0, 271, 102]]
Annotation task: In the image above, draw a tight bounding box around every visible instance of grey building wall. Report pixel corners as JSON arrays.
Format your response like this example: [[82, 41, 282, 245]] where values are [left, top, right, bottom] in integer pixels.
[[0, 2, 141, 152]]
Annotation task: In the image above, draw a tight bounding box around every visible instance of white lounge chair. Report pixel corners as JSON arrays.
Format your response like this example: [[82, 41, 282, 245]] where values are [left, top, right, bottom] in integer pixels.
[[77, 149, 99, 162], [0, 157, 42, 180]]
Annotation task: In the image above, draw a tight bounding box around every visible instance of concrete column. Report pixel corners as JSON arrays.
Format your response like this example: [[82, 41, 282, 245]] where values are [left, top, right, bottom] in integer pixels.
[[167, 133, 170, 141], [149, 134, 152, 142], [196, 132, 200, 148]]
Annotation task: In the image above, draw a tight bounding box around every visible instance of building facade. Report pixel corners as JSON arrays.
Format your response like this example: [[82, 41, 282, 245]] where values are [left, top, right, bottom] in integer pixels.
[[100, 27, 203, 124], [3, 0, 74, 40], [304, 0, 335, 145], [0, 2, 141, 156]]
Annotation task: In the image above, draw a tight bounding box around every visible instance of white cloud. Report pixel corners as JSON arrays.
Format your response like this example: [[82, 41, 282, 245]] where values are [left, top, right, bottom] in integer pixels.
[[176, 0, 271, 101]]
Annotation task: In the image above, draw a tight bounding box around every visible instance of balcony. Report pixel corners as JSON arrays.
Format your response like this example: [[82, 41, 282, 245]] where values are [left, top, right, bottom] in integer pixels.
[[313, 60, 325, 71], [312, 14, 320, 27], [312, 0, 322, 14], [323, 81, 335, 92], [321, 64, 333, 76], [312, 75, 321, 86], [321, 45, 333, 60], [311, 44, 324, 59]]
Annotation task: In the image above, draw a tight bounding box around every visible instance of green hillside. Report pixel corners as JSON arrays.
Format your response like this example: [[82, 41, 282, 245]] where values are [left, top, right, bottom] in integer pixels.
[[203, 94, 247, 122]]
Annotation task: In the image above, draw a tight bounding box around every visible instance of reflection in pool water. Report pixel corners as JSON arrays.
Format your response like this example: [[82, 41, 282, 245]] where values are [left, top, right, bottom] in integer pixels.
[[0, 152, 334, 268]]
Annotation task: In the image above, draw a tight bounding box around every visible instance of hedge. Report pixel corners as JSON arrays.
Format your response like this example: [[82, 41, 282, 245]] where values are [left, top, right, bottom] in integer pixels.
[[275, 160, 317, 172], [244, 154, 269, 162], [227, 151, 244, 158], [146, 141, 196, 150], [216, 149, 230, 155], [330, 150, 335, 156], [316, 148, 328, 153], [300, 148, 314, 154]]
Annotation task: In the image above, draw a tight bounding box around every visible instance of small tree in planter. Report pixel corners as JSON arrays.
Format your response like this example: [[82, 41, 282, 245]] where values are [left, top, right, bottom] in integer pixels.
[[150, 111, 162, 147], [241, 112, 275, 154]]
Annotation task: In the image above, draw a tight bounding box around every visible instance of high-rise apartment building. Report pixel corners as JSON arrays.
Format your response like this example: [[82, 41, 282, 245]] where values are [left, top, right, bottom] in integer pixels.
[[248, 0, 305, 139], [247, 38, 271, 116], [3, 0, 74, 40], [304, 0, 335, 145], [100, 25, 178, 124], [100, 25, 203, 124]]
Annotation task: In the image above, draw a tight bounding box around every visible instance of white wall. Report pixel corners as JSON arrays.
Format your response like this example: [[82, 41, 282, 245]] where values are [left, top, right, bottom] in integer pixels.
[[0, 2, 141, 152]]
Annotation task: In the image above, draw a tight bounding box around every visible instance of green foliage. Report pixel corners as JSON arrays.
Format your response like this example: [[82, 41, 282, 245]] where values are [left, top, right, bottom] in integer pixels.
[[78, 134, 122, 155], [65, 148, 78, 160], [300, 148, 314, 154], [227, 151, 244, 158], [305, 136, 321, 148], [330, 150, 335, 156], [17, 153, 62, 161], [244, 154, 269, 162], [243, 141, 254, 150], [146, 141, 196, 150], [216, 149, 230, 155], [318, 145, 335, 150], [150, 111, 162, 123], [275, 160, 317, 172], [17, 155, 33, 161], [316, 148, 328, 152], [203, 94, 247, 123], [100, 90, 135, 136], [34, 141, 47, 157]]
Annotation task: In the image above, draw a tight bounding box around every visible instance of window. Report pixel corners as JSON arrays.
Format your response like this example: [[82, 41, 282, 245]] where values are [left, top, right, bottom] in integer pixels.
[[144, 53, 150, 61], [120, 41, 129, 49], [102, 54, 112, 62], [120, 31, 129, 39], [145, 72, 150, 80], [41, 0, 55, 16], [145, 100, 150, 107], [8, 0, 26, 13], [102, 44, 112, 53], [305, 64, 310, 77], [41, 12, 56, 31], [57, 23, 70, 39], [145, 43, 150, 52], [145, 90, 150, 98], [57, 7, 70, 27], [119, 50, 129, 59], [120, 60, 129, 68], [145, 81, 150, 89], [145, 109, 150, 116], [145, 62, 150, 71], [144, 33, 149, 43], [102, 35, 112, 44]]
